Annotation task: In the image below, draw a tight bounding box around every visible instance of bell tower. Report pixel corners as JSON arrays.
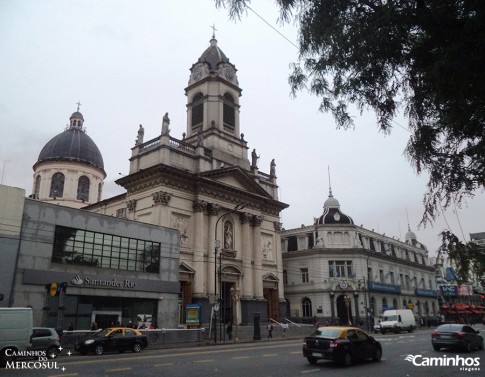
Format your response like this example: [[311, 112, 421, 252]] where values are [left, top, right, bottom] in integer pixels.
[[185, 35, 248, 166]]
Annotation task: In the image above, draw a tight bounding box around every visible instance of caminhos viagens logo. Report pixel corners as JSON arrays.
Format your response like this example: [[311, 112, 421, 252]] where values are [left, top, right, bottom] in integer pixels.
[[404, 354, 480, 372]]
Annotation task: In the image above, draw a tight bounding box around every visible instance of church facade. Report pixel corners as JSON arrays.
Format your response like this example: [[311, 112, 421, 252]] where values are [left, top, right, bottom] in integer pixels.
[[85, 37, 289, 325]]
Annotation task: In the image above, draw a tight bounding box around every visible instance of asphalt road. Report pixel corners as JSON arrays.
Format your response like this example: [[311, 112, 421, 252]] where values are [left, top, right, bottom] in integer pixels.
[[2, 327, 484, 377]]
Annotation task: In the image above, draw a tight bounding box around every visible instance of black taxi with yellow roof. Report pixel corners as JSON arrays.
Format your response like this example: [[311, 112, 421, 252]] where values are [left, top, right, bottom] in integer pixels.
[[303, 326, 382, 367]]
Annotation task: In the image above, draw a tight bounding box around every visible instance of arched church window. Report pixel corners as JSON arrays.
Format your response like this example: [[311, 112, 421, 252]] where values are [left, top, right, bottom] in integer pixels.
[[34, 175, 41, 199], [191, 92, 204, 131], [223, 220, 234, 250], [223, 93, 235, 130], [97, 183, 102, 202], [50, 173, 65, 198], [77, 175, 90, 201], [302, 297, 312, 318]]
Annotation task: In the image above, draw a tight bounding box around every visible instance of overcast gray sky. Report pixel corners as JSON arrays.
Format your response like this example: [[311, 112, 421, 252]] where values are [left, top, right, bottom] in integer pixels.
[[1, 0, 484, 255]]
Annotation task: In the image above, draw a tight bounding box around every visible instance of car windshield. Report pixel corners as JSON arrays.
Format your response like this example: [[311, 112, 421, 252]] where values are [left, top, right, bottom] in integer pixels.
[[92, 328, 113, 338], [436, 325, 462, 333], [312, 328, 342, 338], [382, 315, 398, 321]]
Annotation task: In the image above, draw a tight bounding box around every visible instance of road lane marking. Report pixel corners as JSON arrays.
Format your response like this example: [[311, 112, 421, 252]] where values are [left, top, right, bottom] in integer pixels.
[[48, 374, 79, 377], [232, 356, 250, 360], [106, 367, 132, 372], [262, 354, 278, 357], [301, 369, 320, 374], [290, 351, 301, 354], [195, 359, 215, 363], [154, 362, 175, 367]]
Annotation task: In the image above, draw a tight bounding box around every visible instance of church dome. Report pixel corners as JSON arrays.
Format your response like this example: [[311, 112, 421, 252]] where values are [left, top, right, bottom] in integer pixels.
[[34, 111, 105, 172], [198, 38, 230, 71]]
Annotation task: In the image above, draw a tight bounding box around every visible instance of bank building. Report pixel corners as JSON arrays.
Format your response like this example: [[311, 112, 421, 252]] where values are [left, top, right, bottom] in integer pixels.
[[281, 187, 438, 329]]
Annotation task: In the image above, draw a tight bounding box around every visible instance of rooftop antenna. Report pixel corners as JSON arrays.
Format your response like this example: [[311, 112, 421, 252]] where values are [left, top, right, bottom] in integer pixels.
[[406, 207, 411, 231], [328, 165, 333, 197]]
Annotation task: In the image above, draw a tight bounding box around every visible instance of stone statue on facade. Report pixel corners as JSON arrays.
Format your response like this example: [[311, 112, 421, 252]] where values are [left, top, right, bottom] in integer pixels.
[[251, 149, 259, 167], [162, 112, 170, 134], [270, 159, 276, 177], [135, 124, 144, 145]]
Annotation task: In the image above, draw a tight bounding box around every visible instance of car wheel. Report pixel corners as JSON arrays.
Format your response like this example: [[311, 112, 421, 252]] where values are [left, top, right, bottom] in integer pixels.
[[307, 357, 317, 365], [372, 347, 382, 362], [394, 327, 402, 334], [94, 344, 104, 355], [340, 352, 352, 367], [46, 346, 59, 359], [433, 345, 441, 351], [132, 342, 142, 353], [464, 342, 472, 353], [381, 330, 386, 335], [479, 339, 484, 350]]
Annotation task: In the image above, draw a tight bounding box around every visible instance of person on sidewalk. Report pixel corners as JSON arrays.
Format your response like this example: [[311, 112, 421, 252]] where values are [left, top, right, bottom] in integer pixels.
[[280, 322, 288, 338], [226, 322, 233, 341], [267, 322, 273, 338]]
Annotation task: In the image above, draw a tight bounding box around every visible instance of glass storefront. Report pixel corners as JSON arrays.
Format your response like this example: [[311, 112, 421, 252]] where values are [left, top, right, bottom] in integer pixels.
[[45, 294, 158, 330]]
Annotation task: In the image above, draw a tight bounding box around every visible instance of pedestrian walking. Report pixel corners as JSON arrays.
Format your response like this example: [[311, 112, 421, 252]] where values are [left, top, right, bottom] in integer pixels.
[[267, 322, 273, 338], [280, 322, 288, 338], [226, 322, 233, 340]]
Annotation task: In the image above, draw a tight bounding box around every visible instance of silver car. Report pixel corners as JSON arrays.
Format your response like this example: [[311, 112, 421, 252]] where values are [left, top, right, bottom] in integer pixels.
[[30, 328, 61, 359]]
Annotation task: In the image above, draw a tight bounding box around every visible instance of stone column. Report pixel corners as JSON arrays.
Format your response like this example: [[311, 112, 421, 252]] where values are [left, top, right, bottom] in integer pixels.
[[207, 203, 220, 301], [192, 200, 207, 297], [273, 221, 285, 301], [353, 293, 360, 325], [240, 212, 252, 300], [251, 215, 264, 299], [330, 292, 335, 322], [152, 191, 171, 225]]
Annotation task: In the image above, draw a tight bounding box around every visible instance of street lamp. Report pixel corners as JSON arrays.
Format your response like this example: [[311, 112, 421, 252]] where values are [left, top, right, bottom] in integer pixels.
[[230, 286, 241, 343], [214, 202, 247, 343], [344, 295, 351, 325]]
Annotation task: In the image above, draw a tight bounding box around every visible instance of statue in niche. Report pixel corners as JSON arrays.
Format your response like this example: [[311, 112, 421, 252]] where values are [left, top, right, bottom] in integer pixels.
[[224, 221, 233, 250], [262, 239, 272, 260], [162, 112, 170, 134], [135, 124, 144, 145]]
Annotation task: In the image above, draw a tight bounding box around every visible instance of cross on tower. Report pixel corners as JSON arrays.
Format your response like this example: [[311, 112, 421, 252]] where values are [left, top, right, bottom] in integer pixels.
[[211, 23, 217, 39], [76, 101, 82, 111]]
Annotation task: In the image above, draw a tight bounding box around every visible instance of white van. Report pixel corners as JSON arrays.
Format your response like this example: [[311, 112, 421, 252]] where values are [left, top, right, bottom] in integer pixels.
[[0, 307, 33, 364], [380, 309, 415, 334]]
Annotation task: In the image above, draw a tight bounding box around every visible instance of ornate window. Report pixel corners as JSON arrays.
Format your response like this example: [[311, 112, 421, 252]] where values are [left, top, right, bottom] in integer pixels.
[[223, 93, 235, 131], [77, 175, 90, 201], [302, 297, 312, 318], [301, 268, 309, 283], [50, 172, 65, 198], [191, 92, 204, 131]]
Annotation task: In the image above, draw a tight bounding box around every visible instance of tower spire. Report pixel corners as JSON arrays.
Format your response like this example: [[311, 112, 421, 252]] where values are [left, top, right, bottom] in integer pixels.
[[211, 23, 217, 39], [328, 165, 333, 197]]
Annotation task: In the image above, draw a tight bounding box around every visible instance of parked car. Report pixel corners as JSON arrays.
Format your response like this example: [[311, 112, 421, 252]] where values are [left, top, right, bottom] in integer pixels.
[[431, 324, 484, 352], [302, 326, 382, 367], [30, 327, 61, 359], [75, 327, 148, 355]]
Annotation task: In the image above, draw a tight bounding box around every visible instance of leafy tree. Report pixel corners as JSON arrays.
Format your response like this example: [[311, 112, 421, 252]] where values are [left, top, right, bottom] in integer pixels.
[[440, 231, 485, 287], [216, 0, 485, 225], [216, 0, 485, 283]]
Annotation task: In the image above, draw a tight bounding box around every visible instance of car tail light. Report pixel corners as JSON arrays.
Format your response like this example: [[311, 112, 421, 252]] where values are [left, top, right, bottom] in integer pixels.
[[455, 332, 465, 338], [431, 332, 437, 337], [329, 340, 342, 348], [56, 335, 61, 341]]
